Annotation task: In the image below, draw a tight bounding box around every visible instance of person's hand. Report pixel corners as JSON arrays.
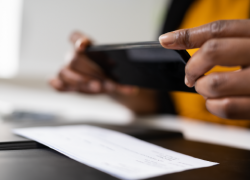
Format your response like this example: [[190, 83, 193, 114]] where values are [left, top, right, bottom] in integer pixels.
[[50, 32, 157, 114], [160, 20, 250, 120], [50, 31, 137, 95]]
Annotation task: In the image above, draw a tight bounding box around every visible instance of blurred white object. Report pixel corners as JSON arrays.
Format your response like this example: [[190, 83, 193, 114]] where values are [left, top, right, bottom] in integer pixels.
[[0, 0, 23, 78], [19, 0, 168, 79], [0, 82, 134, 124], [0, 100, 14, 116], [135, 115, 250, 151]]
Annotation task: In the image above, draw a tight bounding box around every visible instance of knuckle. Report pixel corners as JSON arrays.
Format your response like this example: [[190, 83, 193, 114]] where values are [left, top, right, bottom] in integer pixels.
[[202, 39, 220, 61], [207, 73, 225, 96], [176, 29, 193, 48], [220, 98, 236, 119], [203, 39, 219, 54], [210, 20, 228, 37]]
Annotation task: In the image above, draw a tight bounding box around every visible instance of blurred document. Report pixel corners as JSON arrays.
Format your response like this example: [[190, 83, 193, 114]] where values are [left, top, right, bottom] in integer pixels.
[[14, 125, 218, 180]]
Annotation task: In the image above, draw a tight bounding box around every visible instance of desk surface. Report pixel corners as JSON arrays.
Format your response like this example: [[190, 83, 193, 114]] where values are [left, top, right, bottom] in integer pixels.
[[1, 138, 250, 180], [1, 82, 250, 151], [0, 82, 250, 179]]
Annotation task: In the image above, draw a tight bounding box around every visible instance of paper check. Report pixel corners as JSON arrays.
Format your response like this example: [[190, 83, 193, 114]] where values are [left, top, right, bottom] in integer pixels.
[[14, 125, 218, 180]]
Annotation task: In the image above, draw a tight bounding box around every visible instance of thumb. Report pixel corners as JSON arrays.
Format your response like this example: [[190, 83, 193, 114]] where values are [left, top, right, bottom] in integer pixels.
[[70, 31, 91, 51]]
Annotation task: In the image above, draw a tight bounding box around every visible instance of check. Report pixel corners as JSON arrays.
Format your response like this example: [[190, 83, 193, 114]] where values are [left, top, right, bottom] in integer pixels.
[[14, 125, 218, 180]]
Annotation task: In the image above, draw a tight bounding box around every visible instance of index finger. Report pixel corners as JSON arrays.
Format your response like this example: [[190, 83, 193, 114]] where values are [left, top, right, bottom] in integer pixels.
[[159, 20, 250, 50]]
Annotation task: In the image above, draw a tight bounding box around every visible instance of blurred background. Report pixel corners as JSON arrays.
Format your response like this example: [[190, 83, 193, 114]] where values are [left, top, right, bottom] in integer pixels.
[[0, 0, 170, 123], [1, 0, 250, 151], [20, 0, 169, 79]]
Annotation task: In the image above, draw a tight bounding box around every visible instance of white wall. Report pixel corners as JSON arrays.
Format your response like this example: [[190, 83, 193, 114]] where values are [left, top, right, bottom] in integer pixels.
[[19, 0, 170, 79], [0, 0, 23, 78]]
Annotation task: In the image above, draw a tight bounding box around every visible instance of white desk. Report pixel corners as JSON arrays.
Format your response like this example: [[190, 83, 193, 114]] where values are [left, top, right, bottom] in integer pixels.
[[0, 81, 133, 124], [0, 80, 249, 151], [135, 115, 250, 150]]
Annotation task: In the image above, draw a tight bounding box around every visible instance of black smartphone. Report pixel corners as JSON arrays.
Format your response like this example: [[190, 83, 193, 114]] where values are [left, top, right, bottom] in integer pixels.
[[85, 41, 196, 93]]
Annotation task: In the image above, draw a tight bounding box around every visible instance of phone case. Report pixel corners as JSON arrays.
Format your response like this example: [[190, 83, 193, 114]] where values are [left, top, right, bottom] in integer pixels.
[[84, 41, 196, 93]]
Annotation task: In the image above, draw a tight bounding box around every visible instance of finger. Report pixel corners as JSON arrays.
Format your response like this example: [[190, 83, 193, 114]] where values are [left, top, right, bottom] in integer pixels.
[[80, 80, 119, 94], [59, 66, 88, 87], [195, 68, 250, 98], [206, 97, 250, 120], [184, 38, 250, 87], [59, 67, 103, 93], [103, 81, 116, 93], [78, 80, 103, 94], [159, 19, 250, 49], [70, 31, 91, 51], [70, 53, 105, 79], [49, 78, 67, 92]]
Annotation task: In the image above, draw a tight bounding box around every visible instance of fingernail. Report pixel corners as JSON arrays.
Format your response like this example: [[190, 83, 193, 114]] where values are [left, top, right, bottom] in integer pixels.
[[75, 38, 85, 50], [75, 39, 81, 48], [185, 76, 191, 87], [88, 81, 101, 92], [159, 32, 176, 47]]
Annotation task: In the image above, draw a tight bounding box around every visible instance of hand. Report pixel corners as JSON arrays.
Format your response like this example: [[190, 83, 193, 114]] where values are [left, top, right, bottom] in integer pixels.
[[50, 32, 158, 115], [160, 20, 250, 120], [50, 31, 137, 95]]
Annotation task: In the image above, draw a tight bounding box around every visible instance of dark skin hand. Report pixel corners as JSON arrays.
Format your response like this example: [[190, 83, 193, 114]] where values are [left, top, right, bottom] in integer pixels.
[[160, 19, 250, 120], [50, 32, 157, 115]]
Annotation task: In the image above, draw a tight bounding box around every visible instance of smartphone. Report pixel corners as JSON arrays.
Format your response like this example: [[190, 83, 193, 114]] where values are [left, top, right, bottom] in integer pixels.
[[84, 41, 196, 93]]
